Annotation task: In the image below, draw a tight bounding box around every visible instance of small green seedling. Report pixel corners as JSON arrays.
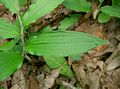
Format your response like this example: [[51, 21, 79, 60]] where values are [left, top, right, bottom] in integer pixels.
[[0, 0, 108, 81]]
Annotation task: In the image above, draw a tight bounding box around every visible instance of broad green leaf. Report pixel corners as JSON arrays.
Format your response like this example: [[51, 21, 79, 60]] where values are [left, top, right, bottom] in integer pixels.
[[39, 26, 53, 34], [26, 31, 108, 57], [18, 0, 27, 7], [23, 0, 64, 27], [41, 27, 74, 78], [0, 51, 23, 81], [101, 6, 120, 18], [71, 55, 81, 60], [0, 0, 20, 13], [58, 14, 80, 31], [63, 0, 92, 12], [0, 40, 15, 50], [0, 19, 20, 39], [18, 0, 36, 7], [98, 13, 111, 23], [44, 56, 74, 78], [57, 15, 81, 60]]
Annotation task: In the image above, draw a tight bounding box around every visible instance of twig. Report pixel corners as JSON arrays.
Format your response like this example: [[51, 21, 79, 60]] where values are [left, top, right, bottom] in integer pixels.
[[25, 55, 31, 62]]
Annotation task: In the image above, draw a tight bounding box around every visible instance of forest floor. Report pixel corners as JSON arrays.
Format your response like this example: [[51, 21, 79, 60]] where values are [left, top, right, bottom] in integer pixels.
[[0, 2, 120, 89]]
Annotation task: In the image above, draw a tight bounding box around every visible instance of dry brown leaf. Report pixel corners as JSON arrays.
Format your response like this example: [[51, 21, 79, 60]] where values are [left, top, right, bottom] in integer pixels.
[[10, 70, 28, 89], [106, 57, 120, 71], [44, 69, 60, 88], [36, 74, 45, 89], [29, 75, 39, 89], [73, 58, 104, 89], [100, 68, 120, 89]]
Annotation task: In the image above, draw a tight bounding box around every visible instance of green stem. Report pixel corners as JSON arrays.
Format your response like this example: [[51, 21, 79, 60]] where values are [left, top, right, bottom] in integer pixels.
[[18, 15, 25, 56], [18, 15, 31, 62]]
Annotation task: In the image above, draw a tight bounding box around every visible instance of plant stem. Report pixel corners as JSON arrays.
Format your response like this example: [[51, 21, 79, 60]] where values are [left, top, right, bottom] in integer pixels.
[[18, 15, 25, 56], [18, 15, 31, 62]]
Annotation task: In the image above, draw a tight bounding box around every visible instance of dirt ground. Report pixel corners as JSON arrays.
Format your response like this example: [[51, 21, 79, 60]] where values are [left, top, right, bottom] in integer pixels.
[[0, 2, 120, 89]]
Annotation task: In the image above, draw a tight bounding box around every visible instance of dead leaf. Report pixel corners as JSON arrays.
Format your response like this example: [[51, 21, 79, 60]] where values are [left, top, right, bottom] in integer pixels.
[[10, 70, 28, 89], [106, 57, 120, 71], [36, 74, 45, 89], [73, 57, 104, 89], [45, 69, 60, 88], [29, 75, 39, 89], [100, 68, 120, 89]]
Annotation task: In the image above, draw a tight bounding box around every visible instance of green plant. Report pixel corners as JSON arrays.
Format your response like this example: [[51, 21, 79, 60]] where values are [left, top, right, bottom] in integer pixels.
[[98, 0, 120, 23], [63, 0, 120, 23], [0, 0, 107, 81]]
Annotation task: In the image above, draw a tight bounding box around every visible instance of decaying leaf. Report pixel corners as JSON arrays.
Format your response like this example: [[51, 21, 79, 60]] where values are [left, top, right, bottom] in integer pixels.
[[45, 69, 60, 88]]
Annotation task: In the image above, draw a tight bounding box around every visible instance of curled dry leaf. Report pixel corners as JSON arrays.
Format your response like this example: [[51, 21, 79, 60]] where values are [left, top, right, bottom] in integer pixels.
[[45, 69, 60, 88]]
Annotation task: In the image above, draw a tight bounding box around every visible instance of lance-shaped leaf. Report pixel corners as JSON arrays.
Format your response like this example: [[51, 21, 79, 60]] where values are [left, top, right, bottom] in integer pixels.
[[100, 6, 120, 18], [23, 0, 64, 27], [26, 31, 108, 57], [0, 19, 20, 39], [98, 13, 111, 23], [44, 56, 74, 78], [0, 50, 23, 81], [58, 14, 80, 31], [63, 0, 92, 12], [18, 0, 27, 7], [0, 0, 20, 13], [39, 27, 74, 77]]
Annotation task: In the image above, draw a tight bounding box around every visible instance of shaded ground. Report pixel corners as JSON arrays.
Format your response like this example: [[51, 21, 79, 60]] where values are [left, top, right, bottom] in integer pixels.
[[0, 3, 120, 89]]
